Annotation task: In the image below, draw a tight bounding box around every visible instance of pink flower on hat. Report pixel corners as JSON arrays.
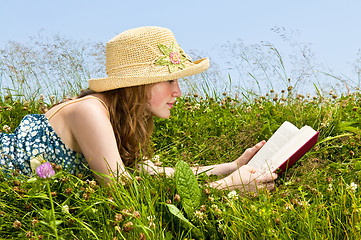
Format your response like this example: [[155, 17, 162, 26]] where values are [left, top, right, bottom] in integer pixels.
[[169, 52, 181, 64], [155, 42, 191, 73]]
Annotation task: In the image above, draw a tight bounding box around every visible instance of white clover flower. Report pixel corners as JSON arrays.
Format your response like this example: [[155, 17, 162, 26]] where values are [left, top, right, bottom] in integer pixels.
[[327, 183, 333, 191], [300, 200, 310, 208], [2, 125, 10, 133], [147, 215, 156, 228], [347, 182, 358, 192], [194, 210, 206, 221], [285, 203, 292, 210], [62, 205, 69, 214], [227, 190, 239, 201]]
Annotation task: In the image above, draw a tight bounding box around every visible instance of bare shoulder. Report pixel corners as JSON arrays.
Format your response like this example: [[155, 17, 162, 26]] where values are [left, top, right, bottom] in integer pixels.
[[64, 97, 111, 135]]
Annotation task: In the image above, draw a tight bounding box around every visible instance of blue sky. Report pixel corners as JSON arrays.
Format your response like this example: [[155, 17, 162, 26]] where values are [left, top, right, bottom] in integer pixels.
[[1, 0, 361, 91]]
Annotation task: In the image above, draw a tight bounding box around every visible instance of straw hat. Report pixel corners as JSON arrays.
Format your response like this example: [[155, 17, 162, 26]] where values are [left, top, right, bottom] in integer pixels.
[[88, 26, 209, 92]]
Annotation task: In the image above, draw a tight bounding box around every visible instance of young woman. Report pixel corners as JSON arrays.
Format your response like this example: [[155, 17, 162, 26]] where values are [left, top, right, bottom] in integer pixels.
[[0, 26, 277, 192]]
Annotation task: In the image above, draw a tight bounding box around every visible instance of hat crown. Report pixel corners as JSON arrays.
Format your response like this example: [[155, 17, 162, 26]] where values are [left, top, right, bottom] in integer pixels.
[[106, 26, 178, 76]]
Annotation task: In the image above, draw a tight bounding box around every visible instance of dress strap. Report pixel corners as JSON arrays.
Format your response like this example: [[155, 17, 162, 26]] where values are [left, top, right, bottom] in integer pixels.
[[47, 96, 110, 120]]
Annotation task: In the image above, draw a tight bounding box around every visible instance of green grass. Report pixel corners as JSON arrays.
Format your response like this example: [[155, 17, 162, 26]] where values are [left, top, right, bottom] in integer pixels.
[[0, 88, 361, 239]]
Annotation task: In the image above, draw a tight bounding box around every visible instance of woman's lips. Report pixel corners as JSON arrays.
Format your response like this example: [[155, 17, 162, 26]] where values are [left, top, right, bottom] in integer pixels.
[[167, 102, 175, 108]]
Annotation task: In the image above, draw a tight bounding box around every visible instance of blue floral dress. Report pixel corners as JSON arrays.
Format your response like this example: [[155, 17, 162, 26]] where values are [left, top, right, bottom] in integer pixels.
[[0, 114, 91, 176]]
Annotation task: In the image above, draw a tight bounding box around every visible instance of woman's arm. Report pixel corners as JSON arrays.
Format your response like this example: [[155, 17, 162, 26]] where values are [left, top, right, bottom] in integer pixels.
[[139, 140, 266, 177], [67, 99, 131, 183], [208, 165, 277, 192]]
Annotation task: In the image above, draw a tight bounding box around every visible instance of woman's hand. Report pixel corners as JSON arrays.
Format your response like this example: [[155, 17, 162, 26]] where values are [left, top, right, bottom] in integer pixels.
[[211, 165, 278, 193], [232, 140, 266, 168]]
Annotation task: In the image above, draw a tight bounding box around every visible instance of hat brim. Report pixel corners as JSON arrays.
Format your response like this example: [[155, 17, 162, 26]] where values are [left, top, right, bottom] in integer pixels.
[[88, 58, 209, 92]]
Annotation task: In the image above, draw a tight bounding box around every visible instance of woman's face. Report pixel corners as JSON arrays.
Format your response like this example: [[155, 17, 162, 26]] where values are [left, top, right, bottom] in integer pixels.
[[147, 79, 181, 118]]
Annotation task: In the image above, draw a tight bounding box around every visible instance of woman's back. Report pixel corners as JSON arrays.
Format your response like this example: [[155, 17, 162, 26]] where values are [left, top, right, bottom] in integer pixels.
[[0, 95, 109, 175]]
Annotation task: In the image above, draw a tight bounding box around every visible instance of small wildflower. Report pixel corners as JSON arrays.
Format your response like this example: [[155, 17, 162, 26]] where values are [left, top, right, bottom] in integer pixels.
[[13, 220, 21, 229], [26, 231, 33, 237], [147, 215, 156, 228], [123, 221, 134, 232], [36, 162, 55, 179], [83, 192, 91, 200], [65, 187, 73, 195], [135, 176, 142, 182], [3, 125, 11, 133], [139, 233, 146, 240], [133, 211, 141, 218], [88, 180, 97, 188], [347, 182, 358, 192], [166, 199, 172, 204], [274, 218, 281, 225], [227, 190, 239, 201], [122, 209, 132, 215], [200, 205, 206, 212], [62, 205, 69, 214], [114, 213, 123, 224], [204, 188, 211, 195], [31, 218, 39, 227], [51, 191, 57, 197], [285, 203, 292, 210], [173, 193, 181, 202], [287, 86, 293, 91], [194, 210, 206, 221]]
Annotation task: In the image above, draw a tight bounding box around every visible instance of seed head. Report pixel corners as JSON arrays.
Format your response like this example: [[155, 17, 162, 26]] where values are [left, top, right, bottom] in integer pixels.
[[173, 193, 181, 202], [13, 220, 22, 229], [123, 221, 134, 232], [114, 213, 123, 223], [139, 233, 146, 240], [133, 211, 141, 218], [65, 187, 73, 195]]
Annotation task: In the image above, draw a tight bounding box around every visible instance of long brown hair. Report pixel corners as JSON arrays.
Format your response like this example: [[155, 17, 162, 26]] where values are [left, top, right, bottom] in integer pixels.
[[78, 85, 153, 167]]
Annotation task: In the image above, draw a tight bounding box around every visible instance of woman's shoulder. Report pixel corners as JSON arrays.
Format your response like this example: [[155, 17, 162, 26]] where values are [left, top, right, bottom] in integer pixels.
[[67, 95, 110, 119], [46, 94, 109, 120]]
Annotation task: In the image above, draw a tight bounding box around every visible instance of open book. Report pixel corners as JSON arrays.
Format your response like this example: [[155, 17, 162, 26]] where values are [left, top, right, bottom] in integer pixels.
[[247, 121, 319, 174]]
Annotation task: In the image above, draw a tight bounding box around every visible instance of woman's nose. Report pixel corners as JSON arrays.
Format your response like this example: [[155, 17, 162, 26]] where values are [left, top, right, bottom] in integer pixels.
[[172, 80, 182, 97]]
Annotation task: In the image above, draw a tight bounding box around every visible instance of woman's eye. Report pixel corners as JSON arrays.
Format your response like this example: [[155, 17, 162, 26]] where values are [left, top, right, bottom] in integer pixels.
[[168, 80, 175, 83]]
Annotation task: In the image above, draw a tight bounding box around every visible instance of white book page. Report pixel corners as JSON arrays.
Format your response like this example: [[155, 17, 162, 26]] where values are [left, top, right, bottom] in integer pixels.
[[247, 121, 299, 170], [264, 126, 317, 172]]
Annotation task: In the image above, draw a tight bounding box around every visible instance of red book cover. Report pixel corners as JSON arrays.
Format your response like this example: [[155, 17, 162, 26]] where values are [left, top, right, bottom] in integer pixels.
[[275, 131, 320, 174]]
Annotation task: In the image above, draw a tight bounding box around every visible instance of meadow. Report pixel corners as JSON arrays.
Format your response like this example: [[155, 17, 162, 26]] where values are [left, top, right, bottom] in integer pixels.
[[0, 34, 361, 239]]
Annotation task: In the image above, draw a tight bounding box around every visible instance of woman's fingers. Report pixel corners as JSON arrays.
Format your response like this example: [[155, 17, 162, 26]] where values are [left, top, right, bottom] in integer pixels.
[[241, 140, 266, 160], [257, 181, 275, 191]]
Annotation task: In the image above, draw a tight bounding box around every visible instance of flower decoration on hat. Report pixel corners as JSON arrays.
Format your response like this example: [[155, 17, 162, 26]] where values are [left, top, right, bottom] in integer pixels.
[[155, 42, 191, 73]]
